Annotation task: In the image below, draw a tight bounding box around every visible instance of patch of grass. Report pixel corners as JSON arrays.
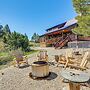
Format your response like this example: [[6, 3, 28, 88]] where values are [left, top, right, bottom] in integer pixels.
[[0, 51, 13, 70], [0, 52, 8, 56], [24, 49, 38, 55], [0, 54, 13, 65], [29, 41, 40, 47]]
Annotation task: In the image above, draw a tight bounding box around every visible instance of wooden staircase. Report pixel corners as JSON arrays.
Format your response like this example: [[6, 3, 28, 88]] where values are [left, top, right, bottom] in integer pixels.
[[54, 34, 71, 49]]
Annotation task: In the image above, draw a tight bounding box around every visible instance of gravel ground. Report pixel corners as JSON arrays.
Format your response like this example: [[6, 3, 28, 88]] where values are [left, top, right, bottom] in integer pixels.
[[0, 47, 90, 90]]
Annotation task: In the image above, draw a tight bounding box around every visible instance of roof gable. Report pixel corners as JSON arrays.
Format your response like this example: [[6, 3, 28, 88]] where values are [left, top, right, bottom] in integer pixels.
[[46, 22, 66, 32], [45, 18, 78, 34]]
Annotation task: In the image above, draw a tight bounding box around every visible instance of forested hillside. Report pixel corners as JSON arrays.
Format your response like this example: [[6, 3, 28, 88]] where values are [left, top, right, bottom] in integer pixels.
[[0, 24, 30, 51]]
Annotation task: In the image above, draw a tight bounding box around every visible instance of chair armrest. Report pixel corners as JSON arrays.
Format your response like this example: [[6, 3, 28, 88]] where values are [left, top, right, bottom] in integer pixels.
[[37, 54, 39, 57]]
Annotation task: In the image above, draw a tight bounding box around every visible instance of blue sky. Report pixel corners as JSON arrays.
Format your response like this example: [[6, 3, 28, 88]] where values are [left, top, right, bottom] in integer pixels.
[[0, 0, 77, 39]]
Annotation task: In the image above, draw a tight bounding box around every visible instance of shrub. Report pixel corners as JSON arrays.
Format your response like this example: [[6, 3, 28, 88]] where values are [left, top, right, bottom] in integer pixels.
[[0, 52, 13, 65]]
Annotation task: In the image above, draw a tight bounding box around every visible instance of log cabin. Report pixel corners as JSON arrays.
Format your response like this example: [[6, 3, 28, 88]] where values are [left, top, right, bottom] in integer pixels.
[[39, 18, 90, 48]]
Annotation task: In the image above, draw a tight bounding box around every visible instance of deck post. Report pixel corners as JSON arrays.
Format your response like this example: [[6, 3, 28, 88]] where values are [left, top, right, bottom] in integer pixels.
[[62, 32, 63, 40]]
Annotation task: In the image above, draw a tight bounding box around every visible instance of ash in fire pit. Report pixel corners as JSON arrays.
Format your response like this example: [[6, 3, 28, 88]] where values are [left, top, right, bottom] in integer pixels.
[[33, 61, 47, 65], [31, 61, 49, 78]]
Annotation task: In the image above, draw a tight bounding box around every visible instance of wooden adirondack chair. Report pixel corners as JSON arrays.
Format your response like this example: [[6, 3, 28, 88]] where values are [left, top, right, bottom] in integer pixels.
[[54, 55, 66, 67], [37, 50, 48, 62], [65, 52, 89, 70], [57, 49, 74, 65], [65, 48, 75, 63], [58, 55, 66, 64], [12, 50, 28, 67]]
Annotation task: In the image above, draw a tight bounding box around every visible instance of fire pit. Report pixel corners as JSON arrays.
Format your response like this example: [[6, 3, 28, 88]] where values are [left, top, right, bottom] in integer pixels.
[[31, 61, 49, 77]]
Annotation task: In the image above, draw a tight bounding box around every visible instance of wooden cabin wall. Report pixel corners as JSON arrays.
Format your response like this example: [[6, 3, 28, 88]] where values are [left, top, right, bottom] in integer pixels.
[[40, 31, 77, 48], [45, 32, 69, 46]]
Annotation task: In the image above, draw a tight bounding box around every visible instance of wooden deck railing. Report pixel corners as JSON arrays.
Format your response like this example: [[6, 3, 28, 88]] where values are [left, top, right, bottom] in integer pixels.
[[46, 37, 62, 44], [78, 36, 90, 41], [55, 36, 69, 48], [55, 34, 71, 49]]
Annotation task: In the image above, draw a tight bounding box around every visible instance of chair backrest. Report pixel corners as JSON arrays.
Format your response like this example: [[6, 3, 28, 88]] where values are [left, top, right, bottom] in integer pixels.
[[65, 49, 73, 59], [13, 50, 23, 61], [80, 52, 89, 67], [55, 55, 59, 62], [39, 50, 47, 59], [65, 48, 73, 63]]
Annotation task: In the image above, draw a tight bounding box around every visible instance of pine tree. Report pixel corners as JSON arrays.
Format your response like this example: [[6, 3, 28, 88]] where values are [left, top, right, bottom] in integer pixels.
[[0, 25, 3, 37], [2, 24, 11, 43], [72, 0, 90, 36], [3, 24, 11, 34], [31, 33, 39, 42], [8, 31, 30, 51]]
